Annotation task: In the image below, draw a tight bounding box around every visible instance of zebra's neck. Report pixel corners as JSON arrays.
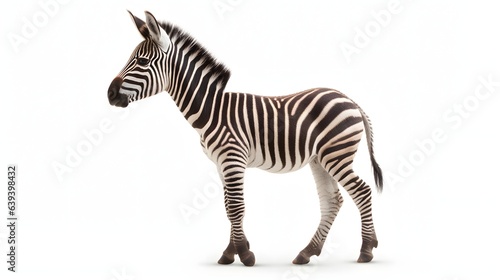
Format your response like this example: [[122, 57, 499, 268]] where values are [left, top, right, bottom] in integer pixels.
[[161, 22, 231, 133]]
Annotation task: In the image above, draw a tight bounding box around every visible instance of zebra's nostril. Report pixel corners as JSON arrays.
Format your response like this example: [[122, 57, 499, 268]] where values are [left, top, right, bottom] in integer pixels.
[[108, 88, 116, 100], [108, 77, 124, 105]]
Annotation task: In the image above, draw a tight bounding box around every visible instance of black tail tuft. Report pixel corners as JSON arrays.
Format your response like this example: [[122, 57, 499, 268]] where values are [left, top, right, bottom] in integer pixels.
[[370, 154, 383, 193]]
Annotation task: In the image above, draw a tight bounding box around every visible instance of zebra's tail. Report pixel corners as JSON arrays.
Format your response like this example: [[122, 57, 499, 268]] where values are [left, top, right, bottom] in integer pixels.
[[358, 106, 384, 193]]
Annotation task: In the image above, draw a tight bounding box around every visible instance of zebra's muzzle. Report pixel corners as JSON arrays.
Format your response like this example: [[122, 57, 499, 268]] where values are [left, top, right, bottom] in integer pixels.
[[108, 77, 129, 107]]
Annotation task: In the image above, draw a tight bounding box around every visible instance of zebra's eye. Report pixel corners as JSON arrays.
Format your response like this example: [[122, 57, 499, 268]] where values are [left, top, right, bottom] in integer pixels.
[[137, 57, 150, 66]]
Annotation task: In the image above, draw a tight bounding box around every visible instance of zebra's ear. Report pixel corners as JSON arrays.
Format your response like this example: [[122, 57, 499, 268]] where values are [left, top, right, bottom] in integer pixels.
[[144, 11, 170, 52], [128, 10, 150, 39]]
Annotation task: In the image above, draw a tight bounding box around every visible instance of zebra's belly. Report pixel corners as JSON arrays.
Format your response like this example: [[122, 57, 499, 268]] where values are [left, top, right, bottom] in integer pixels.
[[246, 147, 312, 173]]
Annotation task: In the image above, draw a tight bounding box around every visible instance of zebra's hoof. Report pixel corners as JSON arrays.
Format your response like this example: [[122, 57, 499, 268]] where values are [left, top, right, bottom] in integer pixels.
[[293, 243, 321, 265], [218, 254, 235, 265], [357, 239, 378, 263], [240, 251, 255, 266], [357, 252, 373, 263], [292, 253, 311, 265]]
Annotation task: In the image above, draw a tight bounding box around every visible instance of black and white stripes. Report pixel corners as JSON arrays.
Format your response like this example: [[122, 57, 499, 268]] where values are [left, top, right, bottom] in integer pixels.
[[108, 11, 383, 266]]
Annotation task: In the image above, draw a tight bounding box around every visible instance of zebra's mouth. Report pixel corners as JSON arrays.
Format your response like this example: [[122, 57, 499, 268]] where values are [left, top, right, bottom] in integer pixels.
[[107, 77, 129, 108]]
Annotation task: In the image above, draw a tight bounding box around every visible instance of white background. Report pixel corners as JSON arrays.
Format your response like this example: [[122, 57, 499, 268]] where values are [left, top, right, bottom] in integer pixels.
[[1, 0, 500, 279]]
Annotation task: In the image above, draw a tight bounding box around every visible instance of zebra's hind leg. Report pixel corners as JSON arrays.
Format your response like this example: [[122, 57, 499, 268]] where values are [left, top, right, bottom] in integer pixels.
[[328, 162, 378, 263], [293, 158, 343, 264]]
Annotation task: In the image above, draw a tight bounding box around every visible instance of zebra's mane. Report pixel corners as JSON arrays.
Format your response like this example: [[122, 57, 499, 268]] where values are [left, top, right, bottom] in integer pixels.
[[159, 22, 231, 89]]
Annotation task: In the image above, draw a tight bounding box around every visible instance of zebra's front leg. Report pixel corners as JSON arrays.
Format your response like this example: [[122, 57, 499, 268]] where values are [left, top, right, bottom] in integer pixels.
[[293, 159, 343, 264], [217, 163, 255, 266]]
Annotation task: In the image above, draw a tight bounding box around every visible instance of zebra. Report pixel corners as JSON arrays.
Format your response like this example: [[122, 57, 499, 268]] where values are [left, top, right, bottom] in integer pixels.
[[108, 11, 383, 267]]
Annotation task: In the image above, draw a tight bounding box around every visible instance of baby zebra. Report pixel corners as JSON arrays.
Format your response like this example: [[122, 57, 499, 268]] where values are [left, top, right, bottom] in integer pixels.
[[108, 11, 383, 266]]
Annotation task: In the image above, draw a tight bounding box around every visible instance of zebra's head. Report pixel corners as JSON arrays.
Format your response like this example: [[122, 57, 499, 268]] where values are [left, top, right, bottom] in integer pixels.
[[108, 11, 171, 108]]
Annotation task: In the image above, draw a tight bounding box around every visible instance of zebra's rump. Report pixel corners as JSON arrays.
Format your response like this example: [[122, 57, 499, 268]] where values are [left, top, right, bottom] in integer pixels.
[[231, 88, 365, 173]]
